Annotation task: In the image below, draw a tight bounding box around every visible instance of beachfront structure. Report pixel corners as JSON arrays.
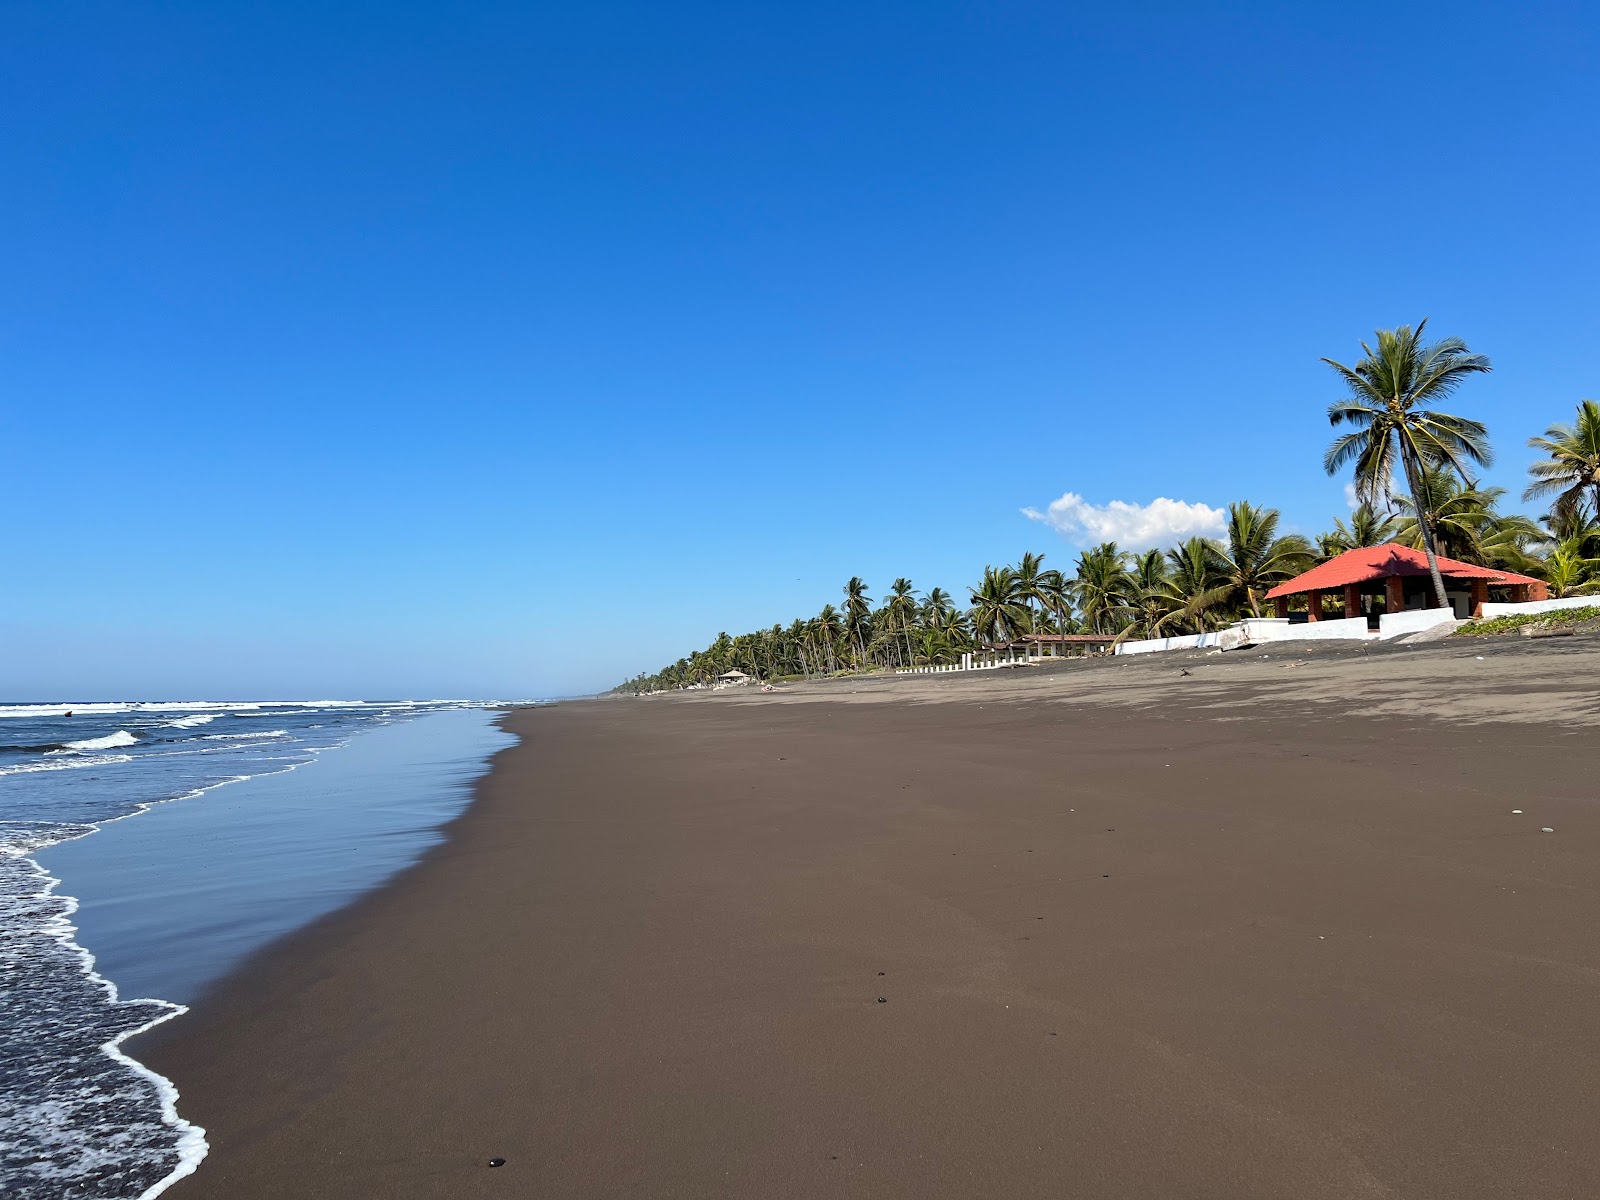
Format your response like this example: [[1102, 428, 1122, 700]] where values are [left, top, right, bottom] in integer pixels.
[[980, 633, 1118, 659], [716, 669, 754, 684], [1264, 543, 1547, 624]]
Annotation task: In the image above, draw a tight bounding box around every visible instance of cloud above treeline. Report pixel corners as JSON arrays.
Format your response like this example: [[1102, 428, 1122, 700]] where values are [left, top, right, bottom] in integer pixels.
[[1021, 493, 1227, 550]]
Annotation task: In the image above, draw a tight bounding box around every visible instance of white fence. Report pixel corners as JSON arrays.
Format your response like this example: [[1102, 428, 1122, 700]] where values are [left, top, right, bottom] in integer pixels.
[[1480, 596, 1600, 619], [895, 652, 1042, 675]]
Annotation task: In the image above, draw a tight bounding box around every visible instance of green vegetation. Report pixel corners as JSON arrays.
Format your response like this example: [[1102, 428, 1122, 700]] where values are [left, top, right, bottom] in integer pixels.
[[1322, 320, 1493, 609], [614, 329, 1600, 694], [1452, 606, 1600, 638]]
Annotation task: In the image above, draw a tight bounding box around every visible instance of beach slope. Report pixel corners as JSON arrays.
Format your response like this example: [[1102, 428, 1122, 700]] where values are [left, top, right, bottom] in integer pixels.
[[144, 643, 1600, 1198]]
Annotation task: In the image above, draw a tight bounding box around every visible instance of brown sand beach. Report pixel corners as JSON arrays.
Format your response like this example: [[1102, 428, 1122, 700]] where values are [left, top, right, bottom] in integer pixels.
[[139, 635, 1600, 1198]]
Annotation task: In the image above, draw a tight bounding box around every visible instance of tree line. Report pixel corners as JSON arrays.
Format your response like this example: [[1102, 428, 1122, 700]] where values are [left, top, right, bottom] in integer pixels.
[[616, 322, 1600, 693]]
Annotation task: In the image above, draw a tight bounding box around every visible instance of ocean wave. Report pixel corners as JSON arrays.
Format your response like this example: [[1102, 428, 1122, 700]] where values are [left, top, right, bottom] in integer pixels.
[[49, 731, 142, 754], [0, 754, 135, 777], [162, 715, 217, 729], [0, 700, 384, 720], [199, 731, 289, 741]]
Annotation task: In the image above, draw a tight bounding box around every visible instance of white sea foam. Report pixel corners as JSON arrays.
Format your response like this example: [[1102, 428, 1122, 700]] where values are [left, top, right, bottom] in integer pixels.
[[52, 731, 141, 753], [0, 700, 395, 720], [0, 706, 447, 1195], [1, 818, 215, 1198], [0, 754, 135, 777], [162, 714, 217, 729]]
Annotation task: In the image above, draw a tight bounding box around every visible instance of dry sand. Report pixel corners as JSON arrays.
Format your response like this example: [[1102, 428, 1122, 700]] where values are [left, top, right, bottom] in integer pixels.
[[140, 634, 1600, 1198]]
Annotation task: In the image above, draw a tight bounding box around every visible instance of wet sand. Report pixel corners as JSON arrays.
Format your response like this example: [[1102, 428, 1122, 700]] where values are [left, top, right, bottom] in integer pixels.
[[141, 637, 1600, 1198]]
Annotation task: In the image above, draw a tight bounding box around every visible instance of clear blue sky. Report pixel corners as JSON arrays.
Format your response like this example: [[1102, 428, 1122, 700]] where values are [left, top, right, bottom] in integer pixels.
[[4, 2, 1595, 699]]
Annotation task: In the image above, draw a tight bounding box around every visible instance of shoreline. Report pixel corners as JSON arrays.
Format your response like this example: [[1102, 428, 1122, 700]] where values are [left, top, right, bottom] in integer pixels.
[[138, 641, 1600, 1197], [4, 707, 514, 1199]]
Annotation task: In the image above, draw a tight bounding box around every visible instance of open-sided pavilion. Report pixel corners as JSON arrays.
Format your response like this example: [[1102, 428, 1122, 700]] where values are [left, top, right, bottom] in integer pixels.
[[1265, 543, 1546, 624]]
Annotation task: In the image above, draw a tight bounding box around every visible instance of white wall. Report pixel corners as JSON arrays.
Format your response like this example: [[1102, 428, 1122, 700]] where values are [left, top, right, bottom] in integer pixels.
[[1115, 632, 1225, 656], [1480, 596, 1600, 618], [1115, 617, 1374, 657], [1378, 608, 1458, 637], [1242, 616, 1372, 643]]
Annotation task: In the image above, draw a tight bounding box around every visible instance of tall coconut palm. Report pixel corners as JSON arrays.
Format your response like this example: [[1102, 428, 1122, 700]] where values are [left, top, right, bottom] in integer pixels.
[[1322, 320, 1493, 608], [1525, 399, 1600, 532], [968, 565, 1028, 645], [1013, 552, 1067, 655], [1070, 543, 1132, 635], [921, 587, 956, 632], [884, 578, 919, 668], [1216, 501, 1314, 616], [842, 576, 872, 669], [812, 605, 844, 674], [1013, 552, 1046, 634]]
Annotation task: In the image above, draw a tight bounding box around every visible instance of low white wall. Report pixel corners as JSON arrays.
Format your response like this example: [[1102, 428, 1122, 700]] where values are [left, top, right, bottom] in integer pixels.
[[1116, 616, 1376, 656], [1378, 608, 1457, 637], [1240, 618, 1290, 641], [1115, 632, 1225, 656], [1243, 616, 1372, 643], [1480, 596, 1599, 619]]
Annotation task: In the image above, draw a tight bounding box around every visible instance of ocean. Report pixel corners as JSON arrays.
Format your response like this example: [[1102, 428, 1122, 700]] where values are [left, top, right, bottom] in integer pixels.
[[0, 699, 519, 1199]]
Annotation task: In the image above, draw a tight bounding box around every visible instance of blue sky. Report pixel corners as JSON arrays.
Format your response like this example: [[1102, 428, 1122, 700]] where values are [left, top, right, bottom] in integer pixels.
[[4, 1, 1596, 699]]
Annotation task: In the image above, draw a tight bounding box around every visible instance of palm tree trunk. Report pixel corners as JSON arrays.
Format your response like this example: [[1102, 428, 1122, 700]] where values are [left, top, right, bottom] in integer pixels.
[[1399, 438, 1451, 609]]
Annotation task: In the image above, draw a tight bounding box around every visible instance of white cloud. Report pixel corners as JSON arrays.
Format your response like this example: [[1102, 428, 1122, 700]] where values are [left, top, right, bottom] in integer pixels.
[[1343, 481, 1360, 511], [1021, 493, 1227, 551]]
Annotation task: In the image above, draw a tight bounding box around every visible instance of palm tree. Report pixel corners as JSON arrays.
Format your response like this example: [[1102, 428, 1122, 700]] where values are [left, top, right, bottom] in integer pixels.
[[1014, 553, 1045, 634], [1123, 549, 1173, 640], [812, 605, 844, 673], [1525, 399, 1600, 532], [1013, 552, 1067, 656], [1538, 538, 1600, 598], [842, 577, 872, 669], [921, 587, 956, 632], [915, 626, 956, 666], [1158, 538, 1234, 634], [1392, 469, 1543, 571], [885, 578, 918, 668], [1556, 512, 1600, 558], [1070, 543, 1132, 635], [1320, 502, 1399, 556], [968, 565, 1027, 645], [1216, 501, 1314, 616], [1322, 320, 1493, 608]]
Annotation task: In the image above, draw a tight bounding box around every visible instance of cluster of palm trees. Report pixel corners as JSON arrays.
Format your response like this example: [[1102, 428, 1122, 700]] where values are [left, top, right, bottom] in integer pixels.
[[616, 321, 1600, 694]]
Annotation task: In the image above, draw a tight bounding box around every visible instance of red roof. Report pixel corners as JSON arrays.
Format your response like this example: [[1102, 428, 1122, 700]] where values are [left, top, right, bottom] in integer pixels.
[[1265, 543, 1541, 599]]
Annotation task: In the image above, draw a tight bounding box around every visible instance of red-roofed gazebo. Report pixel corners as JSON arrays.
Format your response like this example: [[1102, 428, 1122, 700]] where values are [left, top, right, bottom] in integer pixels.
[[1265, 543, 1546, 623]]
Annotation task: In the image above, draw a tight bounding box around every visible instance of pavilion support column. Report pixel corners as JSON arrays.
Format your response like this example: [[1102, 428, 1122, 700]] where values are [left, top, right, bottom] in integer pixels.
[[1306, 590, 1323, 622], [1386, 575, 1405, 615], [1343, 584, 1361, 619], [1470, 579, 1489, 618], [1273, 596, 1290, 619]]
